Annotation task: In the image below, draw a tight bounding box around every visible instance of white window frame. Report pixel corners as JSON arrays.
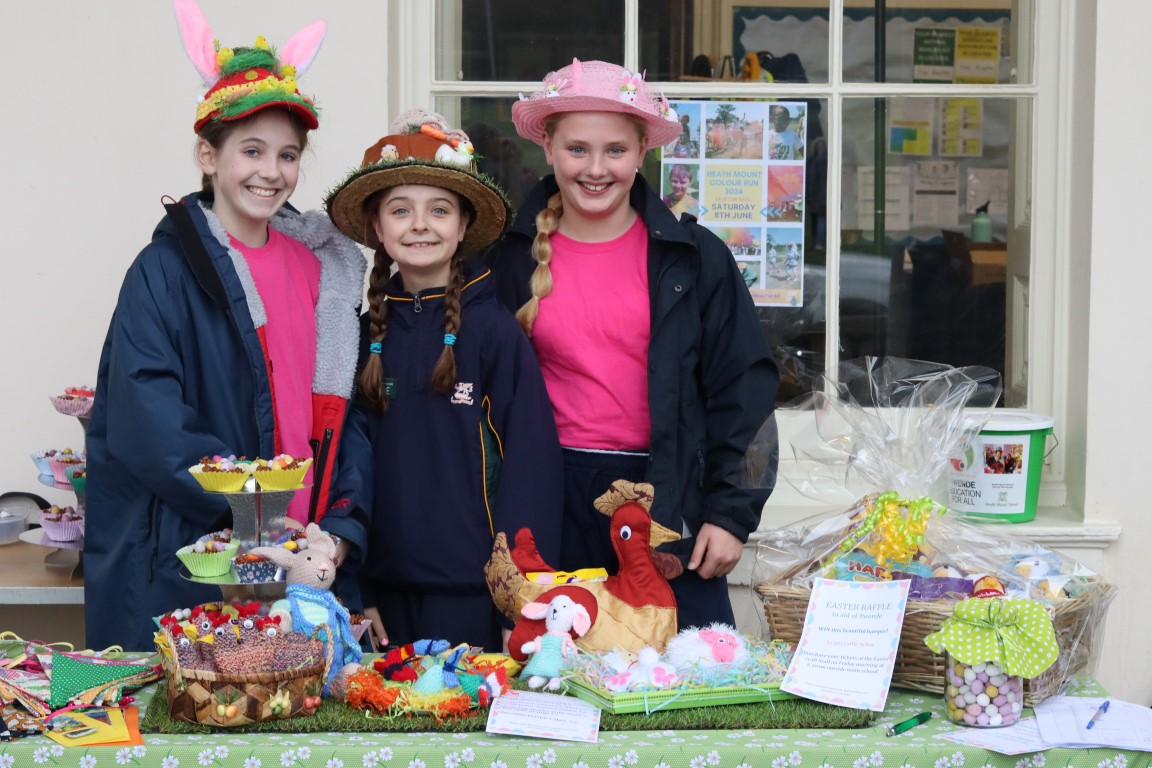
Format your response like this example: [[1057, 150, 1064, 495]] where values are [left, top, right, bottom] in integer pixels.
[[392, 0, 1087, 524]]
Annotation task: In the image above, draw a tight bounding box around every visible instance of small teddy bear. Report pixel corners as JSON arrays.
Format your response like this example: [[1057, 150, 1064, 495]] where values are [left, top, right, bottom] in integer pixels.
[[252, 523, 362, 694], [518, 594, 590, 690]]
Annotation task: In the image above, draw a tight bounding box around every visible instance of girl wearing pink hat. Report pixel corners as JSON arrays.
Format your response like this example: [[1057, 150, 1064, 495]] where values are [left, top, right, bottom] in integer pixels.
[[488, 59, 781, 629]]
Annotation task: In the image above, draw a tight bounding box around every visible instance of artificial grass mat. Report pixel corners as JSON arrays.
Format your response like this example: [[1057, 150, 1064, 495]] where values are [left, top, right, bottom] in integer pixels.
[[142, 681, 874, 734]]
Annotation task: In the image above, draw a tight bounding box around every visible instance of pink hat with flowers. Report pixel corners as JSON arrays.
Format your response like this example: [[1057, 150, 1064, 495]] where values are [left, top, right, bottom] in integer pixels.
[[512, 59, 682, 150]]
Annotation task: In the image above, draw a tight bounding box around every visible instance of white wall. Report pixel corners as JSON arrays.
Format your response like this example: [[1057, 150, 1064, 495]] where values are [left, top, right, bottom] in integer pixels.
[[0, 1, 387, 507], [1087, 1, 1152, 705]]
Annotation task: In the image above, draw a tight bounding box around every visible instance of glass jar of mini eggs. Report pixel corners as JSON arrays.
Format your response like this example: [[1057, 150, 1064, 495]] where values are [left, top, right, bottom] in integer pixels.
[[944, 653, 1024, 727]]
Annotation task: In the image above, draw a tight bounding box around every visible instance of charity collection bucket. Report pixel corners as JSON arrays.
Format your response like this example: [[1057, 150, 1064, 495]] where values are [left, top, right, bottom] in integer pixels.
[[947, 411, 1055, 523]]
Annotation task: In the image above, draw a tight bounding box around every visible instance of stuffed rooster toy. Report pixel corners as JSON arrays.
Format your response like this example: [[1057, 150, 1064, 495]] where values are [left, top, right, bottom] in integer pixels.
[[486, 480, 681, 658]]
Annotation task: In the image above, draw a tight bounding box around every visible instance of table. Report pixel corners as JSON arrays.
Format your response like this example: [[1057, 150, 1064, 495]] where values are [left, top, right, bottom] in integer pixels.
[[0, 540, 83, 605], [2, 682, 1148, 768]]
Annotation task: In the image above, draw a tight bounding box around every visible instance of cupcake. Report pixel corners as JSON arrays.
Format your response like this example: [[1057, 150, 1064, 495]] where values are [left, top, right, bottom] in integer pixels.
[[48, 449, 85, 485], [50, 389, 95, 418], [188, 455, 251, 493], [252, 454, 312, 491], [31, 449, 59, 476], [232, 553, 279, 583], [39, 505, 85, 542], [67, 465, 87, 494], [177, 531, 240, 578]]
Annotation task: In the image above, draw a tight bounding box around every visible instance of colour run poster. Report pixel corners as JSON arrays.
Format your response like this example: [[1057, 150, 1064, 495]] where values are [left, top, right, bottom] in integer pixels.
[[661, 100, 807, 307]]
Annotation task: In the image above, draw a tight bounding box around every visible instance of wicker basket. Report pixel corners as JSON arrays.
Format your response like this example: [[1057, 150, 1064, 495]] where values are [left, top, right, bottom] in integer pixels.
[[755, 581, 1116, 706], [160, 625, 332, 726]]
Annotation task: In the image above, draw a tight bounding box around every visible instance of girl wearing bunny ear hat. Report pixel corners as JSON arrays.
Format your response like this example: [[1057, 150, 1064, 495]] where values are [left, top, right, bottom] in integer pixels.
[[84, 0, 366, 652], [488, 58, 781, 631]]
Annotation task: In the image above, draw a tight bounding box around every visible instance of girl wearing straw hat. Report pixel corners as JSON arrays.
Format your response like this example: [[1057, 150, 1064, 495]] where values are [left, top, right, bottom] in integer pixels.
[[488, 59, 780, 629], [324, 110, 563, 651]]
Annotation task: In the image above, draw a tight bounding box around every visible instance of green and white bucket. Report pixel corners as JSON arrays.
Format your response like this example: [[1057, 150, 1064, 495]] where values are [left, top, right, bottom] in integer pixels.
[[947, 411, 1056, 523]]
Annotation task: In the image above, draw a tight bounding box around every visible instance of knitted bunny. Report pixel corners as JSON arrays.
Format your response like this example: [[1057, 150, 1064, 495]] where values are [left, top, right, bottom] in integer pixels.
[[252, 523, 362, 693], [519, 594, 590, 690]]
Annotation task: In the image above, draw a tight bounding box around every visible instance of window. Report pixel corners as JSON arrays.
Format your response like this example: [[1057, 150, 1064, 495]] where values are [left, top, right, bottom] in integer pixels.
[[397, 0, 1078, 514]]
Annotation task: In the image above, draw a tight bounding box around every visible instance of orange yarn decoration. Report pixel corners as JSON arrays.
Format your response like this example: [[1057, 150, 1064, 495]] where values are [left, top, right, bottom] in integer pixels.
[[344, 668, 401, 714]]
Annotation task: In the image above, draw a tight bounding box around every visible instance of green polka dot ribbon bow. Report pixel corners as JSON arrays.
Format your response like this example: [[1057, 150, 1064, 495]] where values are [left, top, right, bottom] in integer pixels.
[[924, 597, 1059, 678]]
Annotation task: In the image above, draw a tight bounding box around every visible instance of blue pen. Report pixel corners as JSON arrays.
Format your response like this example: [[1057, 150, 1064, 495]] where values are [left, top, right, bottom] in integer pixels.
[[1086, 699, 1110, 730]]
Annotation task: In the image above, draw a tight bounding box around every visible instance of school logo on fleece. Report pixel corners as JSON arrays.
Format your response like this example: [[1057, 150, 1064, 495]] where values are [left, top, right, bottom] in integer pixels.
[[451, 382, 475, 406]]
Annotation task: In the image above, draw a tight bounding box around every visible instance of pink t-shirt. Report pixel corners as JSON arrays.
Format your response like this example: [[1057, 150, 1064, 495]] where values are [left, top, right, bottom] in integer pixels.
[[532, 216, 651, 450], [233, 228, 321, 523]]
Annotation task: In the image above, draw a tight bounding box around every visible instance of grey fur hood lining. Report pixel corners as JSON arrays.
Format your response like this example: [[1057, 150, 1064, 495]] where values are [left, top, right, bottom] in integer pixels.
[[199, 204, 367, 399]]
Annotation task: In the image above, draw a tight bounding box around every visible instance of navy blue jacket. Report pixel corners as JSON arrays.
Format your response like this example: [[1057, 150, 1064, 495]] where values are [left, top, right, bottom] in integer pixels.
[[487, 174, 780, 550], [321, 264, 563, 604], [85, 192, 366, 650]]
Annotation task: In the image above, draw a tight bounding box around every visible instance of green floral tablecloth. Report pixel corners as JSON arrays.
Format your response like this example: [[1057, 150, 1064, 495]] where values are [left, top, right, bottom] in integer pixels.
[[3, 682, 1148, 768]]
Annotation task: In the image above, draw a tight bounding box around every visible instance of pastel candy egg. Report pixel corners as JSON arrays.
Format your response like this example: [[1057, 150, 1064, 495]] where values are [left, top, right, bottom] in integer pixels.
[[963, 667, 976, 683], [976, 713, 990, 725], [947, 684, 959, 697], [964, 692, 976, 704], [990, 674, 1007, 687], [984, 704, 997, 715], [976, 693, 990, 706], [989, 713, 1003, 726], [966, 703, 983, 716], [963, 713, 977, 725], [985, 684, 998, 698], [954, 695, 966, 708], [993, 694, 1007, 706], [985, 663, 1002, 677], [970, 679, 984, 695], [998, 703, 1014, 715]]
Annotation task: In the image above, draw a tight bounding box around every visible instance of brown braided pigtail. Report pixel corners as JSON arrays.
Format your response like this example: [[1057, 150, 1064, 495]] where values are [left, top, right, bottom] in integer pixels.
[[356, 243, 395, 413], [430, 254, 467, 394], [515, 192, 563, 335]]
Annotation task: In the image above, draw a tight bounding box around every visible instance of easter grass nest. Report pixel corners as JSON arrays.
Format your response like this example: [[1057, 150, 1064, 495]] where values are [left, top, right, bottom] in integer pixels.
[[141, 679, 873, 734]]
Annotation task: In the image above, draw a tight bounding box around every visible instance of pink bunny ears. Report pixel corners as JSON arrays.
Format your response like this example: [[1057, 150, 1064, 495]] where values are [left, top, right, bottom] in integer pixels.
[[173, 0, 327, 132]]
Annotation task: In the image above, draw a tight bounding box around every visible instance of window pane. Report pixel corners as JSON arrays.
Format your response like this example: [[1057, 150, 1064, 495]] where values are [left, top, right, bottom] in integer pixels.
[[840, 97, 1028, 405], [437, 0, 624, 81], [842, 4, 1022, 84], [640, 1, 830, 84]]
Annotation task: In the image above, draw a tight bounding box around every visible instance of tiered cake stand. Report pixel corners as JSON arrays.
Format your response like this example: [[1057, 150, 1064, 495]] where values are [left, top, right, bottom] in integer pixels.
[[23, 413, 89, 577], [179, 485, 304, 601]]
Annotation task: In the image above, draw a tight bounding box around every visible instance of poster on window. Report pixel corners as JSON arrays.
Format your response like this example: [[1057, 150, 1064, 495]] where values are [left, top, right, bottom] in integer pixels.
[[660, 100, 808, 308]]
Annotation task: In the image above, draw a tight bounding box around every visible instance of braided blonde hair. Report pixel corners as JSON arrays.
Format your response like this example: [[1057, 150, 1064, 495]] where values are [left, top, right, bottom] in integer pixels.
[[515, 192, 563, 335]]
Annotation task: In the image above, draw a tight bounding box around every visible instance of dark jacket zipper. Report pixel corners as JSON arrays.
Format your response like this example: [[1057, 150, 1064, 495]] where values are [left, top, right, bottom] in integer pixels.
[[308, 427, 334, 523]]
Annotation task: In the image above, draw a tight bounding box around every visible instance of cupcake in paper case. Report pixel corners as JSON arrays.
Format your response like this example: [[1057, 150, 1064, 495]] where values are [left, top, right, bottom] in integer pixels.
[[177, 535, 240, 578], [49, 450, 85, 485], [39, 505, 85, 542], [252, 454, 312, 491], [50, 389, 95, 417], [66, 464, 87, 494], [232, 553, 279, 583], [188, 454, 252, 493], [31, 449, 59, 476]]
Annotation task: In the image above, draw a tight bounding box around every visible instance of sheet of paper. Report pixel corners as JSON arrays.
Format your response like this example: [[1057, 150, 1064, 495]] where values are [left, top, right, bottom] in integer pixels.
[[913, 160, 960, 227], [780, 578, 910, 711], [1034, 696, 1152, 751], [936, 716, 1049, 755], [486, 690, 601, 743]]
